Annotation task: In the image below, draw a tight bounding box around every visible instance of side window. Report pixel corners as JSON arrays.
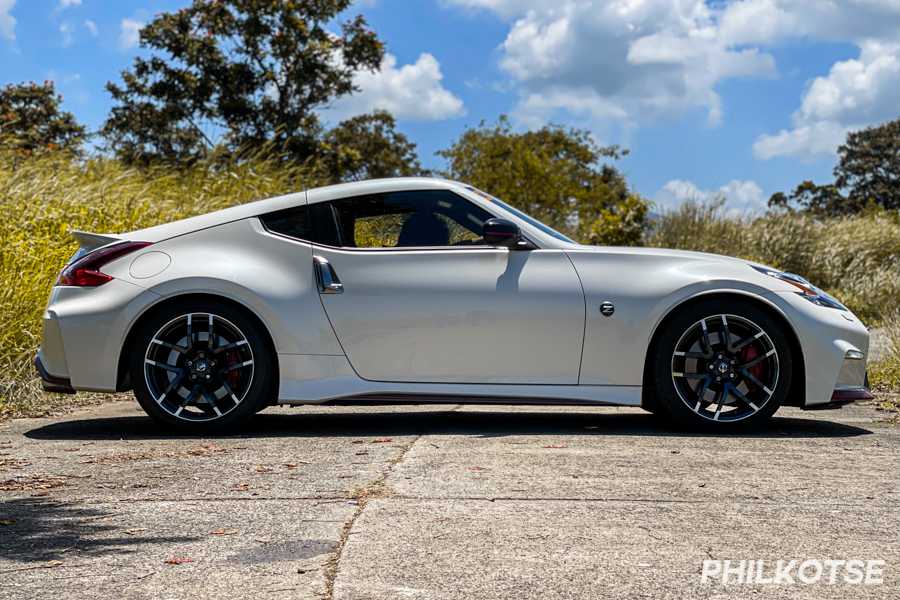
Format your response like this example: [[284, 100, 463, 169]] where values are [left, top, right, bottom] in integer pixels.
[[259, 205, 309, 240], [328, 190, 494, 249], [259, 203, 341, 246]]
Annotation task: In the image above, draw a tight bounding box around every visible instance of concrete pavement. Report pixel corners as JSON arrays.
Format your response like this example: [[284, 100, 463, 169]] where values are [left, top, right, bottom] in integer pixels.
[[0, 400, 897, 599]]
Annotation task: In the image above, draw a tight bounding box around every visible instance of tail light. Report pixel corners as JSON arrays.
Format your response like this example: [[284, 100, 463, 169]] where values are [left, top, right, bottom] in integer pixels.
[[58, 241, 152, 287]]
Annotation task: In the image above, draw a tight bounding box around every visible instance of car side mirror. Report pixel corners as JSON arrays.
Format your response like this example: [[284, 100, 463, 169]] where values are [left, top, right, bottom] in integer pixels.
[[483, 218, 524, 249]]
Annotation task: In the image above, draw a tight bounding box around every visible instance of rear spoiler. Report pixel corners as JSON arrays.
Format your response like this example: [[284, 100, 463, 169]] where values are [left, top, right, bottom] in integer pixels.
[[71, 230, 124, 252]]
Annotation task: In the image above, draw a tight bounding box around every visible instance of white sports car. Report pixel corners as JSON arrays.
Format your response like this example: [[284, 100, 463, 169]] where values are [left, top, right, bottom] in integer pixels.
[[35, 178, 872, 431]]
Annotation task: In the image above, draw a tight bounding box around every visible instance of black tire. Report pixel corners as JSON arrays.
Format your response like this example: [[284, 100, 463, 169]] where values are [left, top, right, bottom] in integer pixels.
[[651, 298, 793, 430], [129, 299, 275, 432]]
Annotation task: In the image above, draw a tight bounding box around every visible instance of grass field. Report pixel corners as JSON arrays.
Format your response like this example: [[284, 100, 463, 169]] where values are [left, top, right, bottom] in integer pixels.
[[1, 154, 898, 418]]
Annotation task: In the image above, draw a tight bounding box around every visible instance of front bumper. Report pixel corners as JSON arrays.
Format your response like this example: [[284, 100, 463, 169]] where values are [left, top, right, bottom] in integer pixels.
[[766, 291, 871, 408], [34, 353, 76, 394]]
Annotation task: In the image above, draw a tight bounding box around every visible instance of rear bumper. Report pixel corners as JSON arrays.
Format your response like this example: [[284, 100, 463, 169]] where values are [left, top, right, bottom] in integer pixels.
[[34, 353, 76, 394]]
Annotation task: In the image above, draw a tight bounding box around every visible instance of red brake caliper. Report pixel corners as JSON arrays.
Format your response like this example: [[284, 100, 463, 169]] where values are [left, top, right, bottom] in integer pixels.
[[739, 344, 765, 387], [225, 350, 241, 388]]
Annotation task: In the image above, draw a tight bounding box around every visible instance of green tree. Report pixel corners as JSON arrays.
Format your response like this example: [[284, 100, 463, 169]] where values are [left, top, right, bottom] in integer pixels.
[[102, 0, 383, 165], [836, 119, 900, 210], [320, 111, 423, 182], [0, 81, 86, 155], [768, 118, 900, 215], [438, 116, 648, 245]]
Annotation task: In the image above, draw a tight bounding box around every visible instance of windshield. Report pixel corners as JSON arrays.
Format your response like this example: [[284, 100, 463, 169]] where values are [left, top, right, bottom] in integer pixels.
[[466, 186, 577, 244]]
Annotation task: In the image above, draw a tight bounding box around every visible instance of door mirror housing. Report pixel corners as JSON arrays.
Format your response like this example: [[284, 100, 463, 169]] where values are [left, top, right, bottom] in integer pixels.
[[483, 218, 527, 249]]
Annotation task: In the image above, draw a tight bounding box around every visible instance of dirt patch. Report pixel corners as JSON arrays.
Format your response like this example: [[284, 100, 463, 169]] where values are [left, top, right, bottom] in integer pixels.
[[77, 443, 233, 465], [0, 474, 68, 492]]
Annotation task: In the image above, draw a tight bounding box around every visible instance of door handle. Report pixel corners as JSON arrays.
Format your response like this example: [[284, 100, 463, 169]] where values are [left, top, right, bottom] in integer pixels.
[[313, 255, 343, 294]]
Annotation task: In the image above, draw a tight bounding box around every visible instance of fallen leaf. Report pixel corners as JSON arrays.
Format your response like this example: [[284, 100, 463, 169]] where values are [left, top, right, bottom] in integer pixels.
[[543, 444, 567, 449], [124, 528, 147, 535], [283, 463, 298, 469], [467, 466, 488, 472], [164, 557, 194, 565], [371, 438, 393, 444], [0, 519, 15, 526], [209, 529, 238, 536]]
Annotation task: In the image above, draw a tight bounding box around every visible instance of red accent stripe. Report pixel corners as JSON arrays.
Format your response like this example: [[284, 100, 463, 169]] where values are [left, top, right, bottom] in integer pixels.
[[830, 388, 874, 401]]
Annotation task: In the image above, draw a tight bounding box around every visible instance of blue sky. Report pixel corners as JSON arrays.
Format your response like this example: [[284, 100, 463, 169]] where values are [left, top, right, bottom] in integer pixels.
[[2, 1, 899, 213]]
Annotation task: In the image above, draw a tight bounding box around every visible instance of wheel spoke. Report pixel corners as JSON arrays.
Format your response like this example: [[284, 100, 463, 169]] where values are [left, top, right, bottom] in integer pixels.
[[699, 318, 713, 353], [732, 331, 764, 352], [720, 315, 733, 352], [739, 348, 776, 369], [212, 340, 248, 355], [727, 384, 760, 411], [739, 368, 773, 396], [222, 359, 253, 373], [692, 376, 712, 412], [713, 389, 726, 421], [186, 313, 194, 350], [145, 358, 182, 374], [220, 380, 243, 405], [673, 371, 706, 379], [151, 339, 188, 353], [673, 351, 708, 359], [174, 388, 198, 417], [156, 372, 185, 403], [208, 314, 215, 350], [201, 390, 223, 417]]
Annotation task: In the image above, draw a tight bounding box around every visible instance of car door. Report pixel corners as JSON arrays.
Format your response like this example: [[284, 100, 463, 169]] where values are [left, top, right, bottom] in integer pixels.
[[307, 189, 585, 385]]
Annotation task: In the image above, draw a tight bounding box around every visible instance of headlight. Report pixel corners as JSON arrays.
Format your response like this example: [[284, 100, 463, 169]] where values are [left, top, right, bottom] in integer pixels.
[[751, 265, 847, 311]]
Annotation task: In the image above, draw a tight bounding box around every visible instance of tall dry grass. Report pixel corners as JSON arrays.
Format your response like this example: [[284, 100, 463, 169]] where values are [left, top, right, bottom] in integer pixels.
[[0, 152, 323, 415], [870, 311, 900, 393]]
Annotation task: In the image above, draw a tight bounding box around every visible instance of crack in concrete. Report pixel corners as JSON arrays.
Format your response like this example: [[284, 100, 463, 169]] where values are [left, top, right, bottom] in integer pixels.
[[321, 427, 430, 600]]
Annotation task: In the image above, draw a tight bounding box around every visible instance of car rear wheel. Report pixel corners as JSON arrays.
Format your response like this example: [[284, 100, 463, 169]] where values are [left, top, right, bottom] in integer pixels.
[[652, 299, 793, 429], [129, 300, 274, 431]]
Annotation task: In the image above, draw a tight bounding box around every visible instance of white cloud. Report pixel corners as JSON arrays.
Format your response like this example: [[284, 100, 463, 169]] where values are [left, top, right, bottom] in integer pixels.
[[58, 0, 81, 9], [754, 39, 900, 159], [118, 18, 142, 50], [753, 122, 851, 161], [0, 0, 16, 42], [84, 19, 97, 37], [324, 52, 465, 122], [715, 0, 900, 160], [447, 0, 776, 129], [59, 21, 74, 47], [655, 179, 768, 215], [448, 0, 900, 160]]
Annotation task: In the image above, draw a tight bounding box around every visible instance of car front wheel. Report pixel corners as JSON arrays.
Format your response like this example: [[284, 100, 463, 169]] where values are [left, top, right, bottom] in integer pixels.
[[652, 299, 793, 429], [129, 300, 275, 432]]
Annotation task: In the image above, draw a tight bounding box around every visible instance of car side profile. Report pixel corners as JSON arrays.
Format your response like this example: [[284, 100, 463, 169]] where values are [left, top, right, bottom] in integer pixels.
[[35, 177, 873, 431]]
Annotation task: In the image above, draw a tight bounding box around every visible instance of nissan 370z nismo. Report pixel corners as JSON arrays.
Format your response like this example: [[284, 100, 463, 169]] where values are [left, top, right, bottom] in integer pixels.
[[35, 178, 873, 431]]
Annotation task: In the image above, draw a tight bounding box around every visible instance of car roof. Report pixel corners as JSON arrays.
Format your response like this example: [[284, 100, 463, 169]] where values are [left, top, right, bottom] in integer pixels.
[[123, 177, 468, 243]]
